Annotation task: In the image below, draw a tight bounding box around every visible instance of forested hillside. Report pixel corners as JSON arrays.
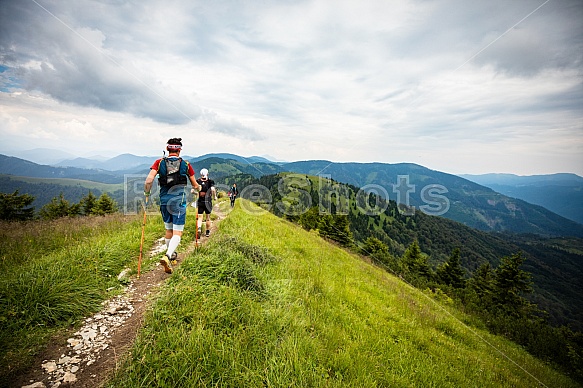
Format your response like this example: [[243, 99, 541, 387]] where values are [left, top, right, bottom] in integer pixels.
[[282, 160, 583, 238], [237, 172, 583, 331], [3, 153, 582, 238]]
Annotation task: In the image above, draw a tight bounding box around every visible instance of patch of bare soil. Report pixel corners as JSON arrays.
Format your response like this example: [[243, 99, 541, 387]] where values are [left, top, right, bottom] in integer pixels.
[[12, 206, 227, 388]]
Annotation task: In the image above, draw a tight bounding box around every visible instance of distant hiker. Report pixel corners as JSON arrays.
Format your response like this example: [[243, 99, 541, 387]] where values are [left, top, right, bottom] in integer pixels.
[[228, 183, 238, 208], [144, 138, 201, 274], [194, 168, 216, 237]]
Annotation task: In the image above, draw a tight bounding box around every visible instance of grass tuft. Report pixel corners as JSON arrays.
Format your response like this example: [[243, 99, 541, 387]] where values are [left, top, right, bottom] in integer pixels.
[[0, 213, 161, 381]]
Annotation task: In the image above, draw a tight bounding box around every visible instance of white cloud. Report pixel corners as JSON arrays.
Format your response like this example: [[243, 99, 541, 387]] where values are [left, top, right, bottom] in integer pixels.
[[0, 0, 582, 175]]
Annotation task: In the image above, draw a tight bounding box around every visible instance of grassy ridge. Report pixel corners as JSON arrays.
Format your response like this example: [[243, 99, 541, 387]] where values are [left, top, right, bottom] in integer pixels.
[[109, 200, 577, 387], [0, 212, 164, 383]]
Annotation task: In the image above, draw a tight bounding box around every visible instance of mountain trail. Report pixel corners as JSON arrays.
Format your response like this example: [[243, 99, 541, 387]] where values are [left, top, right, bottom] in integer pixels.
[[13, 204, 229, 388]]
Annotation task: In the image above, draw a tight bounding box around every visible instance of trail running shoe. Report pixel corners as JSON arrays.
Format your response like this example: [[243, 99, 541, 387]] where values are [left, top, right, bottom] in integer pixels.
[[197, 227, 202, 236], [206, 230, 210, 237], [170, 252, 178, 265], [160, 255, 173, 274]]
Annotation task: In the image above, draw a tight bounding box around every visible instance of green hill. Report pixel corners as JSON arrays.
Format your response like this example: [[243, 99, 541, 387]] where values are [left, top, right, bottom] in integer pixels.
[[239, 172, 583, 331], [108, 200, 578, 387], [3, 153, 582, 237], [0, 154, 123, 183]]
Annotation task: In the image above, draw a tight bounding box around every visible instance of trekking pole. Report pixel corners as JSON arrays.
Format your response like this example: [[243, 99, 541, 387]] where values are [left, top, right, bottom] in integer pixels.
[[137, 196, 148, 279], [195, 211, 199, 248]]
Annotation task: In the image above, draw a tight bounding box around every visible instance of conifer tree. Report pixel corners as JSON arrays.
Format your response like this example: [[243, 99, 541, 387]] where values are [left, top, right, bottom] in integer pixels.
[[92, 193, 118, 215], [298, 207, 320, 231], [362, 237, 394, 268], [493, 252, 534, 317], [468, 262, 495, 308], [328, 215, 353, 246], [437, 248, 466, 288], [39, 193, 73, 220], [400, 240, 432, 281], [80, 191, 98, 215], [0, 190, 35, 221], [362, 237, 388, 256]]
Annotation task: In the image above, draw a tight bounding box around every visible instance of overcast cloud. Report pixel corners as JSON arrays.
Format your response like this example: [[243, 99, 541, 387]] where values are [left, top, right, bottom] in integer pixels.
[[1, 0, 582, 175]]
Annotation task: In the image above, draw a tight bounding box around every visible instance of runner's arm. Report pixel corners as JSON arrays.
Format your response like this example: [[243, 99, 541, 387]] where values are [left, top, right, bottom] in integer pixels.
[[189, 175, 201, 192], [144, 169, 157, 195]]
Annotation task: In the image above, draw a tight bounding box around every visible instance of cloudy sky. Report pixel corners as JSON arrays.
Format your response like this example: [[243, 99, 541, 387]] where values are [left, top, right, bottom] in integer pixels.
[[1, 0, 582, 175]]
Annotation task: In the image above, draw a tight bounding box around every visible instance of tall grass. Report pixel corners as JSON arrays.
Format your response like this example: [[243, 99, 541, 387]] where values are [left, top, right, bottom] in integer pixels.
[[0, 213, 162, 382], [109, 200, 578, 387]]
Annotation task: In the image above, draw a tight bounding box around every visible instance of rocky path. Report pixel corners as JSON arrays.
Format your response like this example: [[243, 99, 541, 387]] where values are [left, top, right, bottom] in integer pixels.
[[14, 205, 227, 388]]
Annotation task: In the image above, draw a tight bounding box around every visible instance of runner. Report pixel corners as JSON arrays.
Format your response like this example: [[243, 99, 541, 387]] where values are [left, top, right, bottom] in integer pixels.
[[228, 183, 238, 208], [144, 138, 201, 274], [195, 168, 216, 237]]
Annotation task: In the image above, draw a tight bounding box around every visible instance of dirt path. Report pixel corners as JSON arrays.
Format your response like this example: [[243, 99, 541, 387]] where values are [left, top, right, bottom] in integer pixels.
[[13, 204, 228, 388]]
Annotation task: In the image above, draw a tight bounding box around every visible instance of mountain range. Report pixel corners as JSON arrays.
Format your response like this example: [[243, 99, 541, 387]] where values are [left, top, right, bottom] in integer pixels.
[[1, 151, 583, 330], [461, 173, 583, 225], [1, 152, 582, 239]]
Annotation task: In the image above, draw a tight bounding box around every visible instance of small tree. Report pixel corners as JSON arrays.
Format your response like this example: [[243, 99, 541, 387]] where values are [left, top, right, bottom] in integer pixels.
[[39, 193, 75, 220], [91, 193, 118, 215], [298, 207, 320, 231], [0, 190, 35, 221], [493, 252, 535, 318], [436, 248, 466, 288], [80, 191, 98, 215], [362, 237, 388, 257], [362, 237, 396, 269], [468, 262, 495, 308], [328, 215, 353, 247], [400, 240, 432, 282]]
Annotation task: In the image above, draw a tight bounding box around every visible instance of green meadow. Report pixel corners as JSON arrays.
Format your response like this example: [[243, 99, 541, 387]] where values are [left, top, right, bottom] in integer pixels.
[[108, 200, 577, 387]]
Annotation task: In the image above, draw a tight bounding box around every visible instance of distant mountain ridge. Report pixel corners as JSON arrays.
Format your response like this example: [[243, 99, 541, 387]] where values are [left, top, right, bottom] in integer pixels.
[[1, 152, 582, 238], [461, 173, 583, 225], [282, 160, 583, 238], [0, 154, 122, 183]]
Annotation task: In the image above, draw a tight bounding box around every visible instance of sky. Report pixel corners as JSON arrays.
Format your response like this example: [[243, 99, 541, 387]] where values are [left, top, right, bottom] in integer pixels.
[[1, 0, 582, 176]]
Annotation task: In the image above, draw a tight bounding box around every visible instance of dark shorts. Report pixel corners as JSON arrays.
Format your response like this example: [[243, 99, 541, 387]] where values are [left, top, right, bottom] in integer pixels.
[[197, 199, 213, 214]]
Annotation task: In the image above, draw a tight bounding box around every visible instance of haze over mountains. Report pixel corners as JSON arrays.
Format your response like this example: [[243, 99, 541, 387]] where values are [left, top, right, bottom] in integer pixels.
[[461, 173, 583, 225]]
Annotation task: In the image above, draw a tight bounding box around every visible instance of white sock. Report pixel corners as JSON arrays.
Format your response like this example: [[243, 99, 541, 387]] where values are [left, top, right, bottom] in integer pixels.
[[167, 235, 181, 258], [165, 238, 171, 247]]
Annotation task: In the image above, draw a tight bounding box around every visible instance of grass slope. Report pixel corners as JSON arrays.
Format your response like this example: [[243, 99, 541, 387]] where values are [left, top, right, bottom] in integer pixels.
[[109, 200, 577, 387], [0, 212, 168, 383]]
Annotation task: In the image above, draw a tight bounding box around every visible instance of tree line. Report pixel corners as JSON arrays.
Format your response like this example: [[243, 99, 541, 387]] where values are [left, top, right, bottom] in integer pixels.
[[0, 190, 118, 221]]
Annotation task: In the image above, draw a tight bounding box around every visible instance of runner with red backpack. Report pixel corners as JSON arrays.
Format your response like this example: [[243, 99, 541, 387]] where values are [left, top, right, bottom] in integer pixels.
[[144, 138, 201, 274]]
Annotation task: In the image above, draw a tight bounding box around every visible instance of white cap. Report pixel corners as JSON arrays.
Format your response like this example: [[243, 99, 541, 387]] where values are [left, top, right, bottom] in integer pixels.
[[200, 168, 208, 178]]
